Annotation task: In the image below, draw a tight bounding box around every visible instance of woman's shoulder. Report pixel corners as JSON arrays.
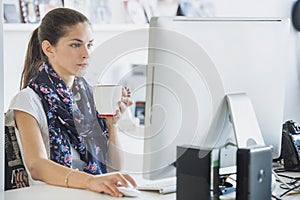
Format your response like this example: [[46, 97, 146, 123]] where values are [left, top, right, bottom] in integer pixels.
[[16, 87, 40, 99], [10, 87, 41, 106], [6, 87, 44, 125]]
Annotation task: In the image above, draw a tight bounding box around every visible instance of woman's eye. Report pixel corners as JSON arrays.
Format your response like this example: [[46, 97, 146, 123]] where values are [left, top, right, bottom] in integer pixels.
[[87, 43, 94, 49], [71, 43, 81, 48]]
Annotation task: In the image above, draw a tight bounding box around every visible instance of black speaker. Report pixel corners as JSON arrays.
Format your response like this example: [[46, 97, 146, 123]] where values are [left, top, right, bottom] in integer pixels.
[[236, 146, 272, 200], [176, 145, 211, 200], [292, 0, 300, 31]]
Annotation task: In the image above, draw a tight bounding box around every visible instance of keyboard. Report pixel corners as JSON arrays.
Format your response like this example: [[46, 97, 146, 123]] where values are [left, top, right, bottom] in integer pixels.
[[136, 177, 176, 194]]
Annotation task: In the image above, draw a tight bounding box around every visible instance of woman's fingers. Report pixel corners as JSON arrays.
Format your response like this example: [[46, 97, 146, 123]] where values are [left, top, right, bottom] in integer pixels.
[[121, 86, 133, 106], [101, 173, 132, 197], [89, 173, 138, 197], [123, 174, 137, 187], [90, 173, 128, 197], [118, 101, 127, 114], [121, 97, 133, 107], [100, 183, 120, 197], [115, 173, 130, 187], [122, 86, 131, 97], [105, 182, 123, 197]]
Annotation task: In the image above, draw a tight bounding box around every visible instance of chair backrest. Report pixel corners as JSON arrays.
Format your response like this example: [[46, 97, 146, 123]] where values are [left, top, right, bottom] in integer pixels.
[[4, 126, 29, 190]]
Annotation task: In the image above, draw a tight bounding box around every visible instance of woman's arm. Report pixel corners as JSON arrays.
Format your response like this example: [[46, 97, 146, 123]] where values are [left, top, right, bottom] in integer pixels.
[[105, 87, 133, 171], [106, 123, 122, 172], [14, 110, 136, 197]]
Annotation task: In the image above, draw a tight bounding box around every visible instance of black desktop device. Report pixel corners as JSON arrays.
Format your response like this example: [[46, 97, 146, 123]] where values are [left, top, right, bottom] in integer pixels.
[[281, 120, 300, 172], [176, 145, 272, 200], [176, 145, 211, 200], [236, 146, 272, 200]]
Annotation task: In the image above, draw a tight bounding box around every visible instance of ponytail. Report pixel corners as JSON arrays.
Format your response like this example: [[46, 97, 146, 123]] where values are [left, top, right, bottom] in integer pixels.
[[20, 27, 45, 90]]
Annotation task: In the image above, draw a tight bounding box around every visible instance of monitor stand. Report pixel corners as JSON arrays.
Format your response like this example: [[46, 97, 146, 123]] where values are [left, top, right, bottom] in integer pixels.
[[223, 93, 272, 200], [226, 93, 266, 148]]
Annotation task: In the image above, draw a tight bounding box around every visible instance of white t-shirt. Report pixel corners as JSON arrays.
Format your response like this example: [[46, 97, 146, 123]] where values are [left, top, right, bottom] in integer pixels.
[[5, 87, 85, 185]]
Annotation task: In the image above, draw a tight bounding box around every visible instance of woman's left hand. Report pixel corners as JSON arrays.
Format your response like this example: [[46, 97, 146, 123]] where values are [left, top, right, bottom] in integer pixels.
[[120, 86, 133, 108], [106, 87, 133, 126]]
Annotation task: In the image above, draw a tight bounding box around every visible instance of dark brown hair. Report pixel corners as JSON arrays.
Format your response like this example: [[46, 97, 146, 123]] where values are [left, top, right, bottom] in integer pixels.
[[20, 8, 91, 89]]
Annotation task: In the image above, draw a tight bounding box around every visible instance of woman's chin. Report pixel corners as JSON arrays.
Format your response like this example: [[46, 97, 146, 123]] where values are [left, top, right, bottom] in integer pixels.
[[77, 69, 87, 77]]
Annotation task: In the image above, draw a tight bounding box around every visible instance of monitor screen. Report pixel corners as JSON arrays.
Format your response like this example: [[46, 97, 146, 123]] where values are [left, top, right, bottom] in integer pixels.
[[143, 17, 290, 180]]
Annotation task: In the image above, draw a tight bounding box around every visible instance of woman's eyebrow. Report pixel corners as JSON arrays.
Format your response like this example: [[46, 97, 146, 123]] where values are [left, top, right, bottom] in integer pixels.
[[69, 38, 94, 43]]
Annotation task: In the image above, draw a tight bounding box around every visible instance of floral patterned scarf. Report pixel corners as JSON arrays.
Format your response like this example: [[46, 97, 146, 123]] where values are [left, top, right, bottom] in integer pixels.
[[29, 63, 108, 175]]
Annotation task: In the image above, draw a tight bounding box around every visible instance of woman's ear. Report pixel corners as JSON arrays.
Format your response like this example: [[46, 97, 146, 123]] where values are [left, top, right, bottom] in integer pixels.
[[41, 40, 54, 58]]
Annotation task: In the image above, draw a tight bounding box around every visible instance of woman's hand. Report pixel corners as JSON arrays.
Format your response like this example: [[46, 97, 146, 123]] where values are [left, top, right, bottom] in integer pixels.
[[106, 87, 133, 126], [86, 172, 137, 197], [121, 86, 133, 107]]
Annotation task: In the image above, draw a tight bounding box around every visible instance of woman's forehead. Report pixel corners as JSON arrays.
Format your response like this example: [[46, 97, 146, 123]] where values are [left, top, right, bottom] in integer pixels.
[[61, 23, 93, 41]]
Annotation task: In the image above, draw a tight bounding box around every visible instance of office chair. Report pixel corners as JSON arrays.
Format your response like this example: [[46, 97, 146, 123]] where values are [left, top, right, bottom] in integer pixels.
[[4, 125, 29, 190]]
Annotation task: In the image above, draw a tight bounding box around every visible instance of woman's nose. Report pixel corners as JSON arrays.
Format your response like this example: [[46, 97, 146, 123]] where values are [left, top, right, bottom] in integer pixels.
[[82, 46, 90, 59]]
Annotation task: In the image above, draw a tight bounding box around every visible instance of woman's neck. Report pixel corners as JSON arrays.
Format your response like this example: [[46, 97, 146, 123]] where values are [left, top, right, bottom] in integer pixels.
[[62, 76, 75, 89], [48, 63, 75, 89]]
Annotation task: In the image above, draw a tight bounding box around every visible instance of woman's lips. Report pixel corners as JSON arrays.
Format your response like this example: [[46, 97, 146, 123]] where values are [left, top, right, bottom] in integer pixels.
[[78, 63, 88, 68]]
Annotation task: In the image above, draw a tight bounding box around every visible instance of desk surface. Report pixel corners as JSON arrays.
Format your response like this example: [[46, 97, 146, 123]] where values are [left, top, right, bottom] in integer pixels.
[[1, 172, 300, 200], [1, 183, 300, 200], [1, 184, 176, 200], [1, 180, 300, 200]]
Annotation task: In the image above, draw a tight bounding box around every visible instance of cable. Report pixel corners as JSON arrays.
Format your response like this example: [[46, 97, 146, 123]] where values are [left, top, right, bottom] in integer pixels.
[[273, 167, 286, 173], [272, 169, 300, 198], [276, 173, 300, 181], [272, 194, 282, 200], [279, 183, 300, 198], [272, 170, 294, 190]]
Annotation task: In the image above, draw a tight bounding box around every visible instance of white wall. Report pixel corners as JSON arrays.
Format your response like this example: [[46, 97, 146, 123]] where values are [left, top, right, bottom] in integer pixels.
[[209, 0, 300, 122], [211, 0, 292, 17], [0, 2, 4, 191]]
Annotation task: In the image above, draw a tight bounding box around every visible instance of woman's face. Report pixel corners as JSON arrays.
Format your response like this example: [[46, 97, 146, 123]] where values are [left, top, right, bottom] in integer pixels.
[[47, 22, 94, 85]]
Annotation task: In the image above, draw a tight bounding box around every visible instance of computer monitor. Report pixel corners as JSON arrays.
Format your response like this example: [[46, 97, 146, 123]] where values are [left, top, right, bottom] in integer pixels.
[[143, 17, 290, 180]]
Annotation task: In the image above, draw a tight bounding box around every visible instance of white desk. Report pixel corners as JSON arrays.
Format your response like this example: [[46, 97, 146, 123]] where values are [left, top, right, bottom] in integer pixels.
[[2, 182, 300, 200], [1, 179, 300, 200], [1, 184, 176, 200]]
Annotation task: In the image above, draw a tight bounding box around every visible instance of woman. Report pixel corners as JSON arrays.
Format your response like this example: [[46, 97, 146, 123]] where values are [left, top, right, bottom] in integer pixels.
[[5, 7, 136, 197]]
